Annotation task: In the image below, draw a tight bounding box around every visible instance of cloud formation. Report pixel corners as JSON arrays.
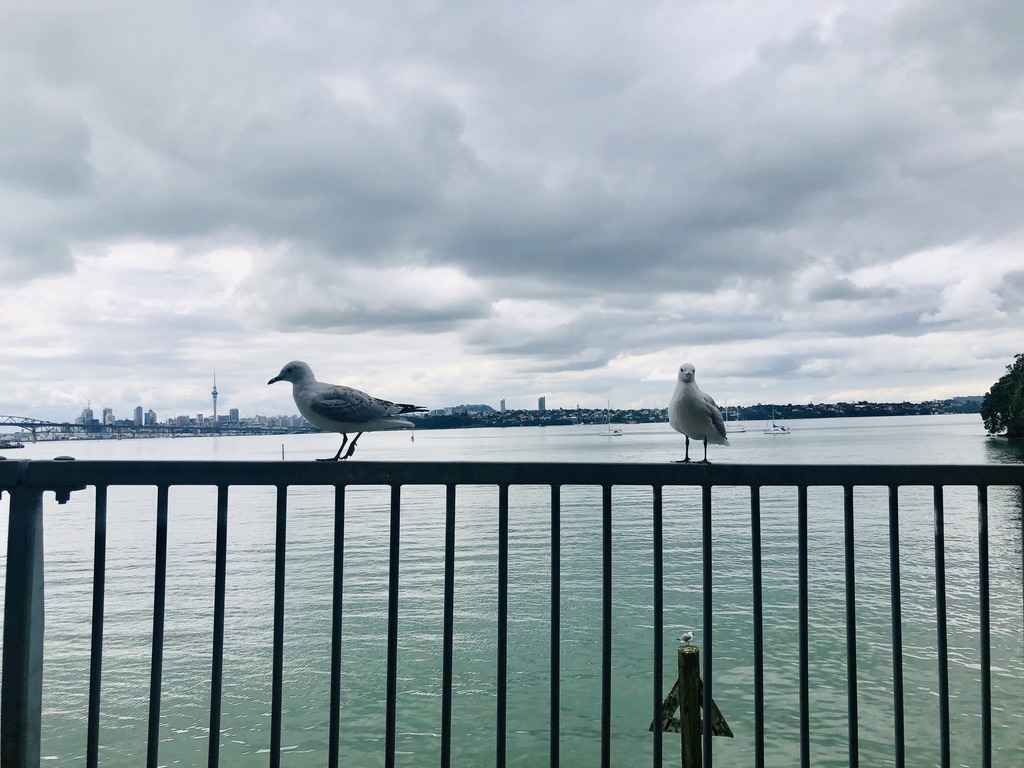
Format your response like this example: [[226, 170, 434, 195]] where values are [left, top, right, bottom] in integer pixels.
[[1, 0, 1022, 418]]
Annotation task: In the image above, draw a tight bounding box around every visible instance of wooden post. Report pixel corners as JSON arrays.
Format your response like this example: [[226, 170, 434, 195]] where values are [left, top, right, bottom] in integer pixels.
[[1, 486, 45, 768], [679, 644, 701, 768]]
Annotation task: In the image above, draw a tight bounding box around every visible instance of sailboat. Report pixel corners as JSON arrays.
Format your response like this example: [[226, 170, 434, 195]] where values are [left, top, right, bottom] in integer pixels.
[[763, 406, 790, 435], [605, 401, 623, 436], [726, 405, 746, 433]]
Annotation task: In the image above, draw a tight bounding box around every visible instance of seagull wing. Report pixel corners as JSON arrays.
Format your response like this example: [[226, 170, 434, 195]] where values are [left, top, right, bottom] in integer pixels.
[[701, 393, 729, 441], [308, 385, 389, 423]]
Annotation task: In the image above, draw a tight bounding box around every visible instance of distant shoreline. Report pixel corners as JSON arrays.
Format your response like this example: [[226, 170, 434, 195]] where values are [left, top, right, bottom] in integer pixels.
[[1, 399, 983, 444], [409, 398, 983, 430]]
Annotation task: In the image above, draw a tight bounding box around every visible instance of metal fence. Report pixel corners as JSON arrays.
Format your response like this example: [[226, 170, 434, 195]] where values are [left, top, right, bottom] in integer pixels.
[[1, 459, 1022, 768]]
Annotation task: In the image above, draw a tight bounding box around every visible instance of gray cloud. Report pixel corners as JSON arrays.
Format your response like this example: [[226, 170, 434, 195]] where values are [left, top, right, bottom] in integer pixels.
[[997, 271, 1024, 312], [2, 0, 1023, 417]]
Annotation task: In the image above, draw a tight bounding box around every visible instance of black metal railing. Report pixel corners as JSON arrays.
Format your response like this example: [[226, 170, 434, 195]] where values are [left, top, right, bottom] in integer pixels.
[[1, 459, 1023, 768]]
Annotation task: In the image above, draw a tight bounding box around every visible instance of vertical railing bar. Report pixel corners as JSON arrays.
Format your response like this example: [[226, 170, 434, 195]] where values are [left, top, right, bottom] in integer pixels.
[[497, 484, 509, 768], [86, 484, 108, 768], [701, 483, 712, 768], [208, 485, 229, 768], [146, 485, 170, 768], [798, 485, 809, 768], [652, 485, 664, 768], [843, 485, 859, 768], [601, 484, 612, 768], [550, 484, 561, 768], [889, 485, 905, 768], [933, 485, 950, 768], [269, 485, 287, 767], [384, 484, 400, 768], [328, 485, 345, 768], [1, 484, 45, 768], [441, 484, 456, 768], [978, 485, 991, 768], [750, 485, 765, 768]]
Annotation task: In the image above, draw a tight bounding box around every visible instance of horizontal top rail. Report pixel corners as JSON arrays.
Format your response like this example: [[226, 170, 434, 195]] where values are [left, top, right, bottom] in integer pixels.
[[1, 460, 1023, 490]]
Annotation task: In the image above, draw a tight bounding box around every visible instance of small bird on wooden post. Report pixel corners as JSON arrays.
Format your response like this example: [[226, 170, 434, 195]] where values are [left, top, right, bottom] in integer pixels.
[[679, 641, 702, 768], [650, 636, 733, 762]]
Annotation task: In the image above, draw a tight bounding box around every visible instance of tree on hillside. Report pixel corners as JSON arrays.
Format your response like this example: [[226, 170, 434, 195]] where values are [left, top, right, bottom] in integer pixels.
[[981, 353, 1024, 439]]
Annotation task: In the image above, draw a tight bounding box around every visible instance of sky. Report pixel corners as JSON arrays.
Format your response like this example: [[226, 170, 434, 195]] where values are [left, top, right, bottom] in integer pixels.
[[1, 0, 1022, 420]]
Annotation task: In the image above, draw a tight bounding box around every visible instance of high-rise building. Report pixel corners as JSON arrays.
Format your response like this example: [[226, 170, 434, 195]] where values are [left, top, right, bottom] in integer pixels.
[[134, 406, 144, 426], [500, 399, 506, 413], [229, 408, 240, 422], [538, 396, 546, 412], [102, 408, 114, 425], [144, 409, 157, 426], [78, 405, 94, 424]]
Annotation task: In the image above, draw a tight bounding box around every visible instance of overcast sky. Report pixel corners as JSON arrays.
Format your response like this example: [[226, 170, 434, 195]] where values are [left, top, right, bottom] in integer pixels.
[[2, 0, 1022, 420]]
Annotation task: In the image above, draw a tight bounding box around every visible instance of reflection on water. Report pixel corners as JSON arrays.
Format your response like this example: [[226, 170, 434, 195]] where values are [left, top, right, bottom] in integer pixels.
[[0, 414, 1022, 767], [984, 436, 1024, 465]]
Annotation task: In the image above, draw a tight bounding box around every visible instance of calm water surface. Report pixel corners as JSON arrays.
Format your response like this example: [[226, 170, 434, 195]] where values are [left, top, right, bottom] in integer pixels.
[[1, 414, 1022, 767]]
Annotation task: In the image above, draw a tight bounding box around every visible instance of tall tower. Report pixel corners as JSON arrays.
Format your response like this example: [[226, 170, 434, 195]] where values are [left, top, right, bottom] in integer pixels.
[[211, 370, 219, 425]]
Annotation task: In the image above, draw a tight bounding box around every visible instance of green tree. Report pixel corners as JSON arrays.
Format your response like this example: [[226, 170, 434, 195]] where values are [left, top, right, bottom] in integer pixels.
[[981, 353, 1024, 439]]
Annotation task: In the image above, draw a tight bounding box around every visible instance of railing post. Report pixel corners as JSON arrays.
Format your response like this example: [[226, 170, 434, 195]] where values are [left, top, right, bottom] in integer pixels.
[[1, 485, 45, 768], [679, 643, 701, 768]]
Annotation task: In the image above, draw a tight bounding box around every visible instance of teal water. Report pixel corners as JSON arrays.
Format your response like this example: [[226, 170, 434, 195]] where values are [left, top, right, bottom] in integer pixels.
[[1, 414, 1022, 766]]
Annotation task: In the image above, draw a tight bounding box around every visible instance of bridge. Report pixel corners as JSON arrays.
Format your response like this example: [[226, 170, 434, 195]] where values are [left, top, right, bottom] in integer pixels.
[[0, 416, 80, 442], [0, 415, 302, 442]]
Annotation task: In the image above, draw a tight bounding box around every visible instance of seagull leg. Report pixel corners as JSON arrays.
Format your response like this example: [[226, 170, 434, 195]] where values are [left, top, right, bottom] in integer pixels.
[[683, 436, 691, 463], [701, 438, 710, 464], [341, 431, 364, 461], [318, 433, 348, 462]]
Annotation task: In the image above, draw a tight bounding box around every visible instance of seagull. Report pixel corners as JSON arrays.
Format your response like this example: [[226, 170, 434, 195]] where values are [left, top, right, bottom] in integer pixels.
[[681, 631, 694, 646], [267, 361, 426, 461], [668, 362, 728, 463]]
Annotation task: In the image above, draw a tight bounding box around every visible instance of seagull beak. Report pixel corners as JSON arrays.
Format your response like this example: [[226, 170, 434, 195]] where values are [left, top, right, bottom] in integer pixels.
[[267, 375, 282, 385]]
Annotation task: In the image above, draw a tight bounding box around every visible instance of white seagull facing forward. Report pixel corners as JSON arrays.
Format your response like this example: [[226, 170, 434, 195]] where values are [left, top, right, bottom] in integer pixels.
[[668, 362, 728, 463], [268, 361, 426, 461]]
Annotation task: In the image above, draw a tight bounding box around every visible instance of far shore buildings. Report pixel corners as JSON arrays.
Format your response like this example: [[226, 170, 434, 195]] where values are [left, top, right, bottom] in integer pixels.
[[538, 396, 546, 412]]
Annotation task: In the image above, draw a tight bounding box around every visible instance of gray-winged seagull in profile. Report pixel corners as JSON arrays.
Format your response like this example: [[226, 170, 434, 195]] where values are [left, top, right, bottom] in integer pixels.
[[668, 362, 729, 463], [268, 360, 426, 461]]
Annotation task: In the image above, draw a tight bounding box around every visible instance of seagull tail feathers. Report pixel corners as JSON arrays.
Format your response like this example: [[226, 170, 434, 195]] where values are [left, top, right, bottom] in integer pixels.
[[393, 403, 428, 414]]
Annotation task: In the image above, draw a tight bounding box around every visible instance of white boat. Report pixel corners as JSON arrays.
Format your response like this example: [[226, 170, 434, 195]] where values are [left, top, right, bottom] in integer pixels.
[[605, 401, 622, 436], [727, 405, 746, 433], [763, 407, 790, 435]]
